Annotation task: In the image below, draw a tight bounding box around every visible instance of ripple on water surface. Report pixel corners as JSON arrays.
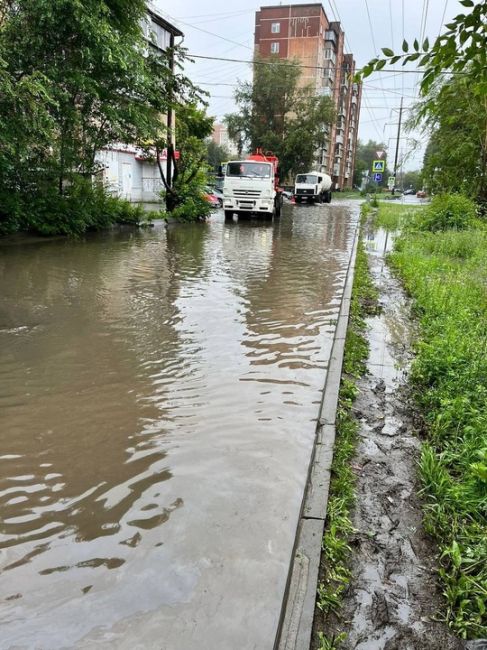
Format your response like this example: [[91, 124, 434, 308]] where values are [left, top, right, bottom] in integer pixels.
[[0, 204, 358, 647]]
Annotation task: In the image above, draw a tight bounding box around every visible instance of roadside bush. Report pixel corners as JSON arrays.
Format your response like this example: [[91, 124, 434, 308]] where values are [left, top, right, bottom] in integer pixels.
[[168, 193, 211, 222], [162, 177, 212, 222], [0, 179, 148, 236], [415, 194, 477, 232]]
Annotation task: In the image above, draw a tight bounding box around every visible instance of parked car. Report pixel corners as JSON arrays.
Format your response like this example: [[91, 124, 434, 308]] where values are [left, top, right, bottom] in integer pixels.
[[211, 186, 224, 206], [416, 190, 427, 198], [204, 187, 223, 208], [203, 191, 221, 209], [403, 188, 415, 195], [281, 189, 293, 200]]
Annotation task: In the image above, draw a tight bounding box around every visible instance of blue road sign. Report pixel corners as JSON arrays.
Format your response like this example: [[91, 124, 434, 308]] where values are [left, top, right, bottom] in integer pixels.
[[373, 173, 383, 182]]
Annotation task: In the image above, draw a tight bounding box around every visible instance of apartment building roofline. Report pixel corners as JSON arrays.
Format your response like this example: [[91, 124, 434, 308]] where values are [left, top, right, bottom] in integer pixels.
[[147, 6, 183, 38], [259, 2, 324, 9]]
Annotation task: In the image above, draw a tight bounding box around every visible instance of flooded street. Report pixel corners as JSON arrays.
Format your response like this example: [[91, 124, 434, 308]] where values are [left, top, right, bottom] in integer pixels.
[[0, 202, 358, 649]]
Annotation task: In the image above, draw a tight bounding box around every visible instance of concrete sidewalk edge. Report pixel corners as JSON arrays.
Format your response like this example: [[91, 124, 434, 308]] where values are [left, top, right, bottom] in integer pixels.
[[275, 213, 361, 650]]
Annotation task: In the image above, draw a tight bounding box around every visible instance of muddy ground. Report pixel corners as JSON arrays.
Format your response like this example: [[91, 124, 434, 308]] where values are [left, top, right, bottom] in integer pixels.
[[312, 226, 473, 650]]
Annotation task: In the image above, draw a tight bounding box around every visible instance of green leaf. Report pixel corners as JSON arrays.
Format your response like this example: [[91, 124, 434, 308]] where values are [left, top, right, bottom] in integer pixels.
[[381, 47, 394, 57], [422, 37, 429, 52], [362, 64, 373, 77], [390, 55, 401, 64], [402, 39, 409, 52], [413, 38, 420, 52], [376, 60, 387, 70], [459, 0, 474, 5]]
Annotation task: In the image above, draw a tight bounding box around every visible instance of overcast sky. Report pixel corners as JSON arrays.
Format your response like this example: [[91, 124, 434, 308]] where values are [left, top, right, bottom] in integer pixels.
[[155, 0, 463, 171]]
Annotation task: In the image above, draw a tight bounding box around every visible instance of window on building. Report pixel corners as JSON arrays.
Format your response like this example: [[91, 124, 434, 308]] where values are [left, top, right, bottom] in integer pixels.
[[270, 42, 280, 54], [271, 22, 280, 33]]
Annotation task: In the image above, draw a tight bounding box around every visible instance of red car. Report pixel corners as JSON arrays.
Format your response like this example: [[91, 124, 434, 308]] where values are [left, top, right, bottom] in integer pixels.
[[416, 190, 427, 198], [203, 192, 220, 209]]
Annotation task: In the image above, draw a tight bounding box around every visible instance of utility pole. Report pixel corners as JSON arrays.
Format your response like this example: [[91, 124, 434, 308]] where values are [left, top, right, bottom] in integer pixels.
[[391, 97, 403, 195], [166, 33, 175, 192]]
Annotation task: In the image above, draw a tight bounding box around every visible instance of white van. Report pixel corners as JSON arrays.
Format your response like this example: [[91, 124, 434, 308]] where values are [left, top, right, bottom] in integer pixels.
[[294, 171, 332, 204]]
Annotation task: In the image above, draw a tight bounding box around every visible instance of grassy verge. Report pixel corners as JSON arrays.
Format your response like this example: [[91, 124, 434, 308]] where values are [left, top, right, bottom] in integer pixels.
[[332, 191, 362, 200], [373, 202, 424, 231], [380, 199, 487, 639], [314, 204, 378, 650]]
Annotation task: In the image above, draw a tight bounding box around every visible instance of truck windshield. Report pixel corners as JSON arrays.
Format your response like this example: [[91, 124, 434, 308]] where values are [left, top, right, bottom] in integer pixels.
[[227, 162, 271, 178], [296, 174, 318, 184]]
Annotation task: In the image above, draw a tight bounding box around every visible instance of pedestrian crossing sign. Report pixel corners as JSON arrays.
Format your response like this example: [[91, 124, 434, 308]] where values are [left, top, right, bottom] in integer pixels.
[[372, 160, 385, 172]]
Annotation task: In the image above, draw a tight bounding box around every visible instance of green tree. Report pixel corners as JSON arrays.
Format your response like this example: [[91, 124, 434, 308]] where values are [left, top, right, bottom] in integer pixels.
[[206, 140, 230, 172], [145, 103, 213, 218], [358, 1, 486, 203], [401, 170, 422, 192], [413, 75, 486, 200], [225, 55, 335, 180], [360, 1, 486, 95], [353, 140, 388, 187], [0, 0, 200, 233]]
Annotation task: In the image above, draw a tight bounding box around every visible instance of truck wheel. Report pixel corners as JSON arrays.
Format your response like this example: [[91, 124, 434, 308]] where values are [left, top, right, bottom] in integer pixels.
[[295, 196, 301, 203], [326, 192, 332, 203], [224, 210, 234, 219]]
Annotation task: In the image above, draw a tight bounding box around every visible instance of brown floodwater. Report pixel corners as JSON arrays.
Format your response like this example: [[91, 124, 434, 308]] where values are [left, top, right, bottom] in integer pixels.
[[0, 203, 358, 649]]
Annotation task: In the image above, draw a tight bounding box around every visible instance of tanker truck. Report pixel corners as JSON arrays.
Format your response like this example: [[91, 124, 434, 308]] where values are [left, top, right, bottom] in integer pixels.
[[294, 171, 332, 203], [222, 149, 283, 219]]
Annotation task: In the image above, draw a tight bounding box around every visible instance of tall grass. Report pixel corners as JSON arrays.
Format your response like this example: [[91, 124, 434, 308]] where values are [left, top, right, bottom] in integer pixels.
[[385, 199, 487, 639], [374, 202, 424, 231]]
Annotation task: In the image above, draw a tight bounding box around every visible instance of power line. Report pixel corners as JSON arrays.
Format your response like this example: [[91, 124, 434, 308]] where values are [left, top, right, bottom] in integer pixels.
[[187, 53, 467, 75], [174, 9, 254, 20], [420, 0, 431, 44], [162, 11, 253, 51], [438, 0, 449, 36]]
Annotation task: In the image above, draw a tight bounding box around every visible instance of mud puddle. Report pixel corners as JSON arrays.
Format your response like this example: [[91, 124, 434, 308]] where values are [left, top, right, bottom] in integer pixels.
[[315, 226, 465, 649]]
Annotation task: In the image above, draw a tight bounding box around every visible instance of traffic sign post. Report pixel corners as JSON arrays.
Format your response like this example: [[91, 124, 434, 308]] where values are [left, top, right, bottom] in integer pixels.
[[372, 160, 385, 173], [388, 176, 395, 190], [373, 173, 383, 182]]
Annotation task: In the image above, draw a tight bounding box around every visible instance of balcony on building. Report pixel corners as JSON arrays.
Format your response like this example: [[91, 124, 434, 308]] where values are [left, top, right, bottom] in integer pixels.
[[335, 133, 344, 145], [324, 47, 337, 66], [324, 30, 337, 47]]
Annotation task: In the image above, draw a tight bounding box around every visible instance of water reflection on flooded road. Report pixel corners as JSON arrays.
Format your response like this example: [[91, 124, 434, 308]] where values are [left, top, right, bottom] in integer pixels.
[[0, 202, 359, 649]]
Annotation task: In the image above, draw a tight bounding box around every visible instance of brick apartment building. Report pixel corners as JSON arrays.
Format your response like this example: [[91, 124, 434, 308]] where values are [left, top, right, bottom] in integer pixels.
[[254, 3, 361, 189]]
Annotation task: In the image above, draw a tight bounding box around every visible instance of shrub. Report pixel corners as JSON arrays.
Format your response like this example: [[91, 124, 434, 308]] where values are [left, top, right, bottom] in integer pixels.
[[0, 178, 149, 236], [168, 193, 211, 222], [416, 194, 477, 232]]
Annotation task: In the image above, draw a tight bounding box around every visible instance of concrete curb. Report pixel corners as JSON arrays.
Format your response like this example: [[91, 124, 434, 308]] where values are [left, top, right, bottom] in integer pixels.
[[275, 213, 361, 650]]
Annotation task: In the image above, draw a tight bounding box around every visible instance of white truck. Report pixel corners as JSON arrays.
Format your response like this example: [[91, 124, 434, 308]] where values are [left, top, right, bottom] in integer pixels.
[[294, 171, 332, 204], [222, 150, 282, 219]]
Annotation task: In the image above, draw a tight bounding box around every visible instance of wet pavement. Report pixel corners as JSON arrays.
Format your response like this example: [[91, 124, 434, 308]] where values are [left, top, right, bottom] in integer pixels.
[[0, 202, 359, 649]]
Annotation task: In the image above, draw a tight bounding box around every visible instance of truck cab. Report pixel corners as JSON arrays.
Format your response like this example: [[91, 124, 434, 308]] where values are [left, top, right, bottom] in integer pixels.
[[223, 153, 282, 219], [294, 172, 332, 204]]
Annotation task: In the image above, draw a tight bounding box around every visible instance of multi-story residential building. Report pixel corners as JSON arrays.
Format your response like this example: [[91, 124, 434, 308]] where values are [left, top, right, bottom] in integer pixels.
[[254, 3, 361, 189], [212, 123, 238, 156], [98, 6, 183, 203]]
